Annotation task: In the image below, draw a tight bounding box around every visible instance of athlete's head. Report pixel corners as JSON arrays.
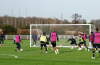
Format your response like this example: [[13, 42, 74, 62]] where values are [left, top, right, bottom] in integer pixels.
[[52, 29, 55, 32], [18, 33, 20, 35], [71, 36, 73, 39], [81, 31, 84, 34], [33, 31, 36, 33], [95, 28, 98, 32], [91, 32, 93, 35], [1, 32, 4, 34], [79, 34, 81, 38], [43, 32, 46, 35]]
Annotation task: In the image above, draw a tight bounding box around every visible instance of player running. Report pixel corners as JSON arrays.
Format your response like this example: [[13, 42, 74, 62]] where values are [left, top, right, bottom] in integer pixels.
[[77, 34, 84, 50], [81, 32, 90, 51], [0, 32, 5, 46], [66, 36, 78, 49], [14, 33, 23, 52], [39, 32, 48, 54], [49, 29, 59, 54], [91, 28, 100, 59], [89, 32, 98, 52]]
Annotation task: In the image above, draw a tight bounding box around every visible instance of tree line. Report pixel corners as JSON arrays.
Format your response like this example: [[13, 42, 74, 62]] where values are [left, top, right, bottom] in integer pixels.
[[0, 13, 99, 34]]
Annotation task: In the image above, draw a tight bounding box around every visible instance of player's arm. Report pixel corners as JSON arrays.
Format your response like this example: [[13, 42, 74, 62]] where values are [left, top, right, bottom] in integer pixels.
[[19, 36, 23, 43], [66, 39, 70, 43], [82, 37, 84, 42], [89, 35, 90, 42], [56, 33, 59, 42], [85, 35, 87, 39], [92, 33, 95, 43], [49, 33, 51, 41], [13, 38, 16, 44], [46, 36, 48, 42], [36, 34, 37, 41]]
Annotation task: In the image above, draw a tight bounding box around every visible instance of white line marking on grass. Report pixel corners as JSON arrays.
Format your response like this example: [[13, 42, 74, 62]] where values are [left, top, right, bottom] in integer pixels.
[[1, 54, 18, 58], [18, 57, 100, 63]]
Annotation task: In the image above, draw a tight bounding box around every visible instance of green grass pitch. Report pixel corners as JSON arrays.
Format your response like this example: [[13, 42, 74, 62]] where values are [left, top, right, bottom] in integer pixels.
[[0, 39, 100, 65]]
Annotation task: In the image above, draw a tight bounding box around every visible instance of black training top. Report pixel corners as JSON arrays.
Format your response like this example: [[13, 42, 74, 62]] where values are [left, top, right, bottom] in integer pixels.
[[67, 38, 76, 43]]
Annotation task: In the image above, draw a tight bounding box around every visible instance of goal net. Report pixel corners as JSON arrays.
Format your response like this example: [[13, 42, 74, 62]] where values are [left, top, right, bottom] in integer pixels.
[[30, 24, 95, 48]]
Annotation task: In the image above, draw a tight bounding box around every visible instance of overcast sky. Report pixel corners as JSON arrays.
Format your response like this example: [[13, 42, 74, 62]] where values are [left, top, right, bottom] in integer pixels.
[[0, 0, 100, 22]]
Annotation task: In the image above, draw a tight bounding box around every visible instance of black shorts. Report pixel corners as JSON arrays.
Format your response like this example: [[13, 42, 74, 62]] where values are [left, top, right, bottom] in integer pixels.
[[83, 41, 87, 46], [79, 42, 84, 45], [70, 42, 77, 45], [51, 41, 56, 47], [93, 43, 100, 48], [40, 44, 46, 47]]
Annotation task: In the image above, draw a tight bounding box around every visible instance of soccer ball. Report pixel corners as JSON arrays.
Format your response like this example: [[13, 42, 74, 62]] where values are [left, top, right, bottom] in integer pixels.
[[20, 49, 23, 52]]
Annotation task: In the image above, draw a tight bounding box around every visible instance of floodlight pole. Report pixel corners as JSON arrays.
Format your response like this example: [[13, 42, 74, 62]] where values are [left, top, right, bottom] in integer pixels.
[[61, 14, 63, 24]]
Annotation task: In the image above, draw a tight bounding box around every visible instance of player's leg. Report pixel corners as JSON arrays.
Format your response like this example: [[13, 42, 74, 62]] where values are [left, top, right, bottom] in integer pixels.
[[96, 44, 100, 58], [92, 44, 96, 59], [51, 42, 57, 54], [54, 42, 59, 54], [49, 44, 53, 50], [75, 42, 78, 47], [34, 40, 36, 45], [17, 43, 21, 52], [96, 46, 98, 52], [70, 43, 73, 49], [40, 43, 44, 54], [15, 43, 18, 51], [1, 40, 4, 46], [84, 41, 90, 51], [77, 42, 82, 50], [44, 44, 48, 54], [33, 40, 36, 46]]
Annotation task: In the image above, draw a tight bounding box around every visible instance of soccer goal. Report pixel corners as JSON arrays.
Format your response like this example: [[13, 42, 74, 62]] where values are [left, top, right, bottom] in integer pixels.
[[30, 24, 95, 48]]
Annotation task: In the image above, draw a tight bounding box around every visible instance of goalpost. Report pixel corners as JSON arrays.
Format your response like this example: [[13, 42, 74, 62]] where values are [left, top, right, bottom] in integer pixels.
[[30, 24, 95, 48]]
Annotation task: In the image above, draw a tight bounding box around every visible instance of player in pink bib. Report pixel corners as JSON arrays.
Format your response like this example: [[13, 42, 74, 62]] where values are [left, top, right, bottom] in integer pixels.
[[14, 33, 23, 52], [81, 32, 90, 51], [89, 32, 93, 43], [49, 29, 59, 54], [92, 28, 100, 59]]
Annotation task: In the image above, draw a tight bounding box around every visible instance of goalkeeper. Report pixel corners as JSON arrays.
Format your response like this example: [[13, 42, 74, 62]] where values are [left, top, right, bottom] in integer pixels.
[[66, 36, 78, 49]]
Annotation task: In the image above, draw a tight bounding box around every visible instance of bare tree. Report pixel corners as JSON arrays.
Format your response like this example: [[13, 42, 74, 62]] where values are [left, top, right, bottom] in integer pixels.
[[71, 13, 82, 24]]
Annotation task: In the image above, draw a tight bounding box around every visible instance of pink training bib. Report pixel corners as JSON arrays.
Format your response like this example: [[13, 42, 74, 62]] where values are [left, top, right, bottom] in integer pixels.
[[82, 34, 86, 40], [15, 35, 20, 42], [50, 32, 57, 41], [94, 33, 100, 43]]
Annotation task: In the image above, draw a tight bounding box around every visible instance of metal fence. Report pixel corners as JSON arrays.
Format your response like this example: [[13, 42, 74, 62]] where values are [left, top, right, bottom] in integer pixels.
[[5, 35, 79, 40]]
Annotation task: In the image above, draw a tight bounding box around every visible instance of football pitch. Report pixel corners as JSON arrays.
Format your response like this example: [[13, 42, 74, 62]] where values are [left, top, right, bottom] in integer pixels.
[[0, 39, 100, 65]]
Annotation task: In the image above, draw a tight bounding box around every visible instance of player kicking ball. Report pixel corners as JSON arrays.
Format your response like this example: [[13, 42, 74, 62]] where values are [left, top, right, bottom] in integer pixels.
[[66, 36, 78, 49], [91, 28, 100, 59], [14, 33, 23, 52], [49, 29, 59, 54], [39, 32, 48, 54]]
